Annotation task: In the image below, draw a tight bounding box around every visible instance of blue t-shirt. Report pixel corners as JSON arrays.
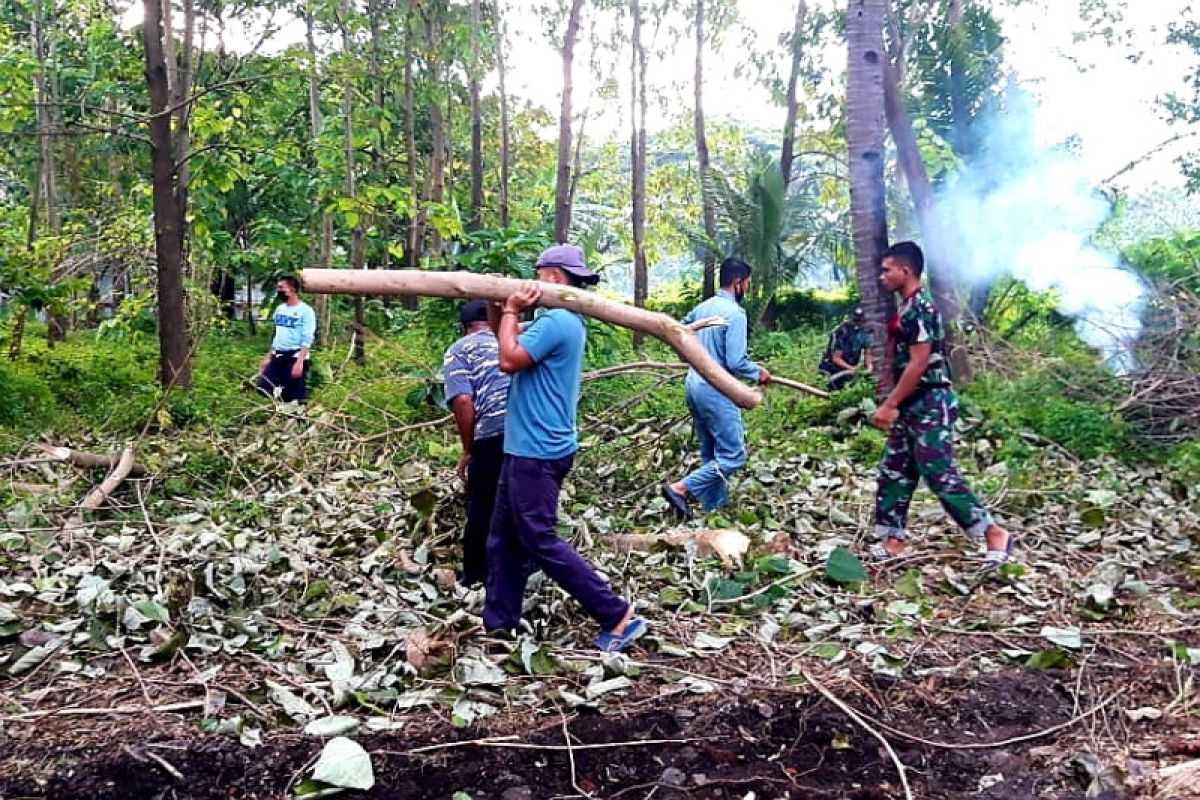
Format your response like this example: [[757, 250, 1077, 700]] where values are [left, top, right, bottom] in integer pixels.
[[680, 290, 760, 388], [271, 302, 316, 353], [442, 330, 510, 441], [504, 309, 585, 460]]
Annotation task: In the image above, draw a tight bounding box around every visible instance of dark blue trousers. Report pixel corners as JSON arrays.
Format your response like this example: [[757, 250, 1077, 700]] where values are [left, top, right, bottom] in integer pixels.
[[461, 434, 504, 587], [483, 453, 628, 632], [257, 350, 309, 402]]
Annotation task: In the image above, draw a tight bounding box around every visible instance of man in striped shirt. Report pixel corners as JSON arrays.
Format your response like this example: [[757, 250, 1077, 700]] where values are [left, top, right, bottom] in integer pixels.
[[443, 300, 511, 587]]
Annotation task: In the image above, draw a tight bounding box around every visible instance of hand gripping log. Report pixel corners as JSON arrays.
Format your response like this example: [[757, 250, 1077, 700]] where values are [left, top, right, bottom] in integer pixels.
[[301, 269, 763, 409]]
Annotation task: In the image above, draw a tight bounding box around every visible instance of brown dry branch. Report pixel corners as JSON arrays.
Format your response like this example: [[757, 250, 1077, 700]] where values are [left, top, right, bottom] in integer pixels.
[[32, 443, 147, 476], [582, 360, 830, 398], [61, 445, 137, 535]]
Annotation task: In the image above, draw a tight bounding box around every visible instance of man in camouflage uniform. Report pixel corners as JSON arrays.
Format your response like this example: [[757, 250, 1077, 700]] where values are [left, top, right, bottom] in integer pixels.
[[868, 241, 1014, 568], [819, 306, 873, 390]]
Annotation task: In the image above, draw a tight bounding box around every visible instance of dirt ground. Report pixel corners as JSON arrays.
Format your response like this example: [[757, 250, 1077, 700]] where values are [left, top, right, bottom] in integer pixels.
[[4, 665, 1197, 800]]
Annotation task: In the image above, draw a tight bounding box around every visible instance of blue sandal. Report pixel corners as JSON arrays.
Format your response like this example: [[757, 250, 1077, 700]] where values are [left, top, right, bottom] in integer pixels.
[[595, 616, 648, 652], [661, 485, 693, 521]]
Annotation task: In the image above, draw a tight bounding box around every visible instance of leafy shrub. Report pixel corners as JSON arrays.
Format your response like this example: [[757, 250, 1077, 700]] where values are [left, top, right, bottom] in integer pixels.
[[0, 363, 54, 429]]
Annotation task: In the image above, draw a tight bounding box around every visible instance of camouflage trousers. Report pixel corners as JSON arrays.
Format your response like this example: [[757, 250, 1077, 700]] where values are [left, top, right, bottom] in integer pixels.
[[874, 387, 993, 541]]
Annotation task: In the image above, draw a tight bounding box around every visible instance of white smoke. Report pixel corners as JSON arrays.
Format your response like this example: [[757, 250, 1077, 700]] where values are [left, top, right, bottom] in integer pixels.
[[930, 91, 1146, 370]]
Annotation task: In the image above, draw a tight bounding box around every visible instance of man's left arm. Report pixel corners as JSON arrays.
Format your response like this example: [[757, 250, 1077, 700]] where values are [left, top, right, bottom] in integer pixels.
[[292, 306, 316, 378], [725, 311, 769, 384]]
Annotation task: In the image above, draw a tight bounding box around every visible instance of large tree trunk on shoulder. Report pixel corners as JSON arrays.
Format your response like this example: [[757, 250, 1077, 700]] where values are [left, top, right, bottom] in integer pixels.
[[143, 0, 192, 389], [846, 0, 892, 393], [301, 268, 764, 410], [552, 0, 585, 243]]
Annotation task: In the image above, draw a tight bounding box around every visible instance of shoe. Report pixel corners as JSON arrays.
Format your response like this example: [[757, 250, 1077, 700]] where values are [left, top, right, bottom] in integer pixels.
[[661, 484, 693, 521], [595, 616, 647, 653], [976, 534, 1017, 574], [864, 541, 904, 563]]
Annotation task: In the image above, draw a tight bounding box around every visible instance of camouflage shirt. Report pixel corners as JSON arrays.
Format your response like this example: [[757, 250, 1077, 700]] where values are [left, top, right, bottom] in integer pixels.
[[820, 322, 871, 373], [889, 287, 951, 388]]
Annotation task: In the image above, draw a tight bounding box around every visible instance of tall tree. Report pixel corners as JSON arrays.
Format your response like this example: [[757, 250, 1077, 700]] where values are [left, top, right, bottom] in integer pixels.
[[553, 0, 586, 243], [31, 0, 66, 344], [339, 0, 366, 365], [305, 0, 332, 345], [846, 0, 892, 389], [467, 0, 484, 231], [780, 0, 808, 186], [694, 0, 718, 298], [883, 0, 961, 329], [630, 0, 648, 343], [496, 6, 511, 228], [142, 0, 192, 388]]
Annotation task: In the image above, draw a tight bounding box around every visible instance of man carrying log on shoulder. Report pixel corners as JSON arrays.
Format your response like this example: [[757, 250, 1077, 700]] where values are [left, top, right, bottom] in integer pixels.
[[484, 244, 646, 653], [443, 299, 510, 588], [868, 241, 1015, 570], [662, 258, 772, 521]]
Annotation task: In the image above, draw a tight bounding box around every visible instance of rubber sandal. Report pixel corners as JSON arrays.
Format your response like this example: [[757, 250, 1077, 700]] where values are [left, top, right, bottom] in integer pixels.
[[595, 616, 648, 653], [661, 485, 693, 521]]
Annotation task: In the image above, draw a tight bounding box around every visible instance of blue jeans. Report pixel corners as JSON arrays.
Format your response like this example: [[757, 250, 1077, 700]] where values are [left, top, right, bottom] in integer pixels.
[[681, 379, 747, 511]]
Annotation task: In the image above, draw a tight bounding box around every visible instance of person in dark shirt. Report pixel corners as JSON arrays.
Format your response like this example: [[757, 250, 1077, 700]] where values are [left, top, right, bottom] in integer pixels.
[[819, 306, 873, 390], [443, 300, 511, 587], [869, 241, 1015, 570]]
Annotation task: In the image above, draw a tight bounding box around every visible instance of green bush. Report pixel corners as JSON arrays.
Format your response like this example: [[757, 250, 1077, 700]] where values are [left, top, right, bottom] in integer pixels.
[[0, 362, 54, 430]]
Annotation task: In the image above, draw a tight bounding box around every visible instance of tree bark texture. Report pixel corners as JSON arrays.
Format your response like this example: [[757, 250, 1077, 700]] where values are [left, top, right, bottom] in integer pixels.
[[553, 0, 586, 243], [780, 1, 808, 186], [846, 0, 892, 391], [143, 0, 192, 389], [32, 0, 67, 344], [301, 269, 764, 409], [694, 0, 717, 299], [630, 0, 648, 345]]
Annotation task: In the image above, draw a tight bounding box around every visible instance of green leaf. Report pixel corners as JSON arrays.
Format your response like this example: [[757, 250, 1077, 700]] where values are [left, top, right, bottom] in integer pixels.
[[1025, 648, 1074, 670], [311, 737, 374, 790], [135, 600, 170, 623], [1080, 507, 1107, 527], [894, 569, 923, 599], [825, 547, 866, 585], [409, 489, 437, 518]]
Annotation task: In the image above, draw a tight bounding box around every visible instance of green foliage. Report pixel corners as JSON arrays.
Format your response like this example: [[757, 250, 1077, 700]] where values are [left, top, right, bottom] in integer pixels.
[[1124, 231, 1200, 293], [0, 361, 54, 429]]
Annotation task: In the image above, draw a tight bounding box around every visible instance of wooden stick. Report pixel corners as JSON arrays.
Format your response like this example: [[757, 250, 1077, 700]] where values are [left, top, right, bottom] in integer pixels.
[[1, 700, 205, 722], [581, 360, 830, 398], [802, 670, 914, 800], [33, 443, 146, 476], [300, 269, 763, 409]]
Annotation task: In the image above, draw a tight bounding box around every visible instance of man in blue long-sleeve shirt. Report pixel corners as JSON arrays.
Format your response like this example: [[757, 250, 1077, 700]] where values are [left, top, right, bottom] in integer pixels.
[[258, 276, 316, 403], [663, 258, 771, 519]]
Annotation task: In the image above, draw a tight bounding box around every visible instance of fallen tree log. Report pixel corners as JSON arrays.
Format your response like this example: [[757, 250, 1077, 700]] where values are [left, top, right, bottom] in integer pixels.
[[33, 443, 146, 477], [301, 269, 763, 409], [581, 360, 830, 399]]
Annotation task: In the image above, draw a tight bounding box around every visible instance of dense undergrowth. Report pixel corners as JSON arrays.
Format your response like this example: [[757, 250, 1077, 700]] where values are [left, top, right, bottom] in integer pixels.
[[0, 300, 1196, 493]]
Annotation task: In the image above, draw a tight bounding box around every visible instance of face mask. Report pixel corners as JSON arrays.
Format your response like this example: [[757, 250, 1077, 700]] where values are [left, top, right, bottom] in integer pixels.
[[734, 282, 746, 303], [276, 291, 287, 303]]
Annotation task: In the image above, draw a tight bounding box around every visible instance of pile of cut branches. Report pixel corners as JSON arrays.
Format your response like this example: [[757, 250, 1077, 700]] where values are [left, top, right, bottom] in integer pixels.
[[1120, 287, 1200, 444]]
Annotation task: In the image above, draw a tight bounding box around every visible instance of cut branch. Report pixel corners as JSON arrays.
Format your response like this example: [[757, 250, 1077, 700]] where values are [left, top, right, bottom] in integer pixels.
[[62, 446, 137, 534], [34, 443, 146, 476], [581, 360, 829, 398], [301, 269, 763, 409]]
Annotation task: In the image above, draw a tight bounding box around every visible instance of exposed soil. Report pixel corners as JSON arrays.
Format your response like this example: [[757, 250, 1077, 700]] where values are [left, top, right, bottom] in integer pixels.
[[4, 667, 1194, 800]]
